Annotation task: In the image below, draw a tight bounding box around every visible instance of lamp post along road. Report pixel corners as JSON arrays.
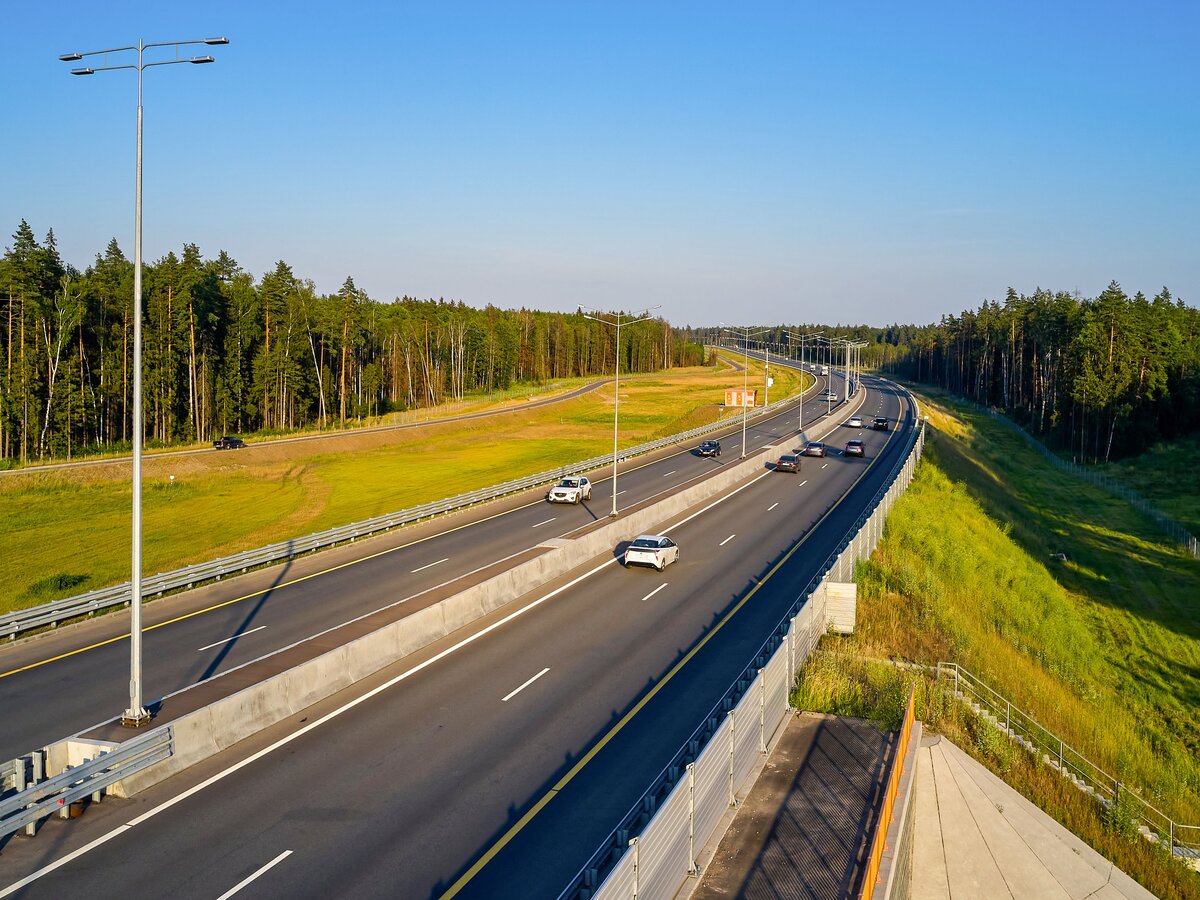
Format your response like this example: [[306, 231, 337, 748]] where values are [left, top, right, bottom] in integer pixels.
[[60, 35, 228, 727], [583, 307, 659, 517], [721, 325, 768, 458]]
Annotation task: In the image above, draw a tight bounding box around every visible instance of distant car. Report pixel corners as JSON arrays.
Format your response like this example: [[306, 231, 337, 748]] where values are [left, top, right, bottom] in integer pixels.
[[213, 436, 245, 450], [624, 534, 680, 571], [823, 391, 839, 403], [803, 442, 826, 458], [546, 476, 593, 504], [775, 454, 801, 473], [845, 440, 865, 457], [698, 440, 722, 458], [847, 416, 863, 428], [872, 416, 890, 431]]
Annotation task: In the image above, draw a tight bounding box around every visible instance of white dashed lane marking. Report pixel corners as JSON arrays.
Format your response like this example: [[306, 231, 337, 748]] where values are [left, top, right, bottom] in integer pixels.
[[719, 534, 736, 547], [501, 667, 551, 702]]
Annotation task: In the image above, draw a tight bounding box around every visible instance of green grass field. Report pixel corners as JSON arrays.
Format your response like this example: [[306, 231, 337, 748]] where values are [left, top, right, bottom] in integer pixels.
[[1, 359, 804, 612], [1098, 434, 1200, 538], [793, 389, 1200, 898]]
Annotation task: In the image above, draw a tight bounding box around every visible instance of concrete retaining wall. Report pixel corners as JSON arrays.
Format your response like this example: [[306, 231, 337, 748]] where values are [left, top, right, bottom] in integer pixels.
[[112, 392, 867, 797]]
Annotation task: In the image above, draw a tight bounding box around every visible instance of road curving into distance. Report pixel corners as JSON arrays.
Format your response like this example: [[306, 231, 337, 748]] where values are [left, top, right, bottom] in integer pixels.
[[0, 363, 836, 760], [0, 369, 914, 900]]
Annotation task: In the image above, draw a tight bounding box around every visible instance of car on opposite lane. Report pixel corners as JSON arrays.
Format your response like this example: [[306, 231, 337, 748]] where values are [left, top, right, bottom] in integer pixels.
[[802, 441, 826, 458], [845, 440, 865, 457], [546, 476, 593, 504], [775, 454, 801, 473], [697, 440, 722, 458], [624, 534, 680, 571], [213, 436, 245, 450]]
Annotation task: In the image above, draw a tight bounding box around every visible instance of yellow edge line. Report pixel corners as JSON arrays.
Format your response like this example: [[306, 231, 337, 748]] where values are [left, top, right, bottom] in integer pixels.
[[439, 397, 906, 898]]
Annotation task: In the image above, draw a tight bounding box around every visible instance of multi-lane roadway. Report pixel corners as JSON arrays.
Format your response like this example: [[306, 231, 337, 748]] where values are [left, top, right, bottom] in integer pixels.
[[1, 369, 913, 899]]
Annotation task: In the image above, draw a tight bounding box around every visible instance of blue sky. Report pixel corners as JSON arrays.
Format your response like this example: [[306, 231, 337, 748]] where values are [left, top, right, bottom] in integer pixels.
[[3, 1, 1196, 326]]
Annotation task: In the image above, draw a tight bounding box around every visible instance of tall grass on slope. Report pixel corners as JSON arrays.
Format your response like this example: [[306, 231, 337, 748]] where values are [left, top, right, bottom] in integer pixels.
[[1098, 433, 1200, 538], [794, 393, 1200, 893]]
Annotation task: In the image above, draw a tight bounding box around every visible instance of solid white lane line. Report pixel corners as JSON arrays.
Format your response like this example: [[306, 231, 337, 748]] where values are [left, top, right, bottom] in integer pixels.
[[5, 465, 780, 897], [0, 825, 132, 898], [767, 502, 779, 511], [197, 627, 267, 652], [501, 667, 551, 702], [719, 534, 736, 547], [639, 583, 668, 603], [531, 518, 557, 528], [411, 558, 449, 573], [215, 850, 294, 900], [663, 470, 676, 477]]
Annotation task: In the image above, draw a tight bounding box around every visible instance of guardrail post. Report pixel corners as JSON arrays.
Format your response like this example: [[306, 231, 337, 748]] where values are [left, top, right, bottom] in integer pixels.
[[1006, 699, 1011, 734], [759, 669, 767, 753], [727, 711, 737, 807], [687, 763, 699, 875], [1058, 739, 1064, 772]]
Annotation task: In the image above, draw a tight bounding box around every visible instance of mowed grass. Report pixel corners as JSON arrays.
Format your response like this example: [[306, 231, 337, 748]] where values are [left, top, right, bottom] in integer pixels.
[[793, 390, 1200, 897], [0, 359, 804, 611]]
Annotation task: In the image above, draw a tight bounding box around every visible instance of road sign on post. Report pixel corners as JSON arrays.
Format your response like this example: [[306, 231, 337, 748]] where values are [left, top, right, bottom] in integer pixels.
[[724, 389, 757, 408]]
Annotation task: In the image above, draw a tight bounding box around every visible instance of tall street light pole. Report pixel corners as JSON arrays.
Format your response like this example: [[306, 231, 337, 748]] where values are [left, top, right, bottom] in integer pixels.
[[721, 325, 768, 458], [786, 330, 821, 438], [583, 307, 659, 517], [60, 35, 228, 727]]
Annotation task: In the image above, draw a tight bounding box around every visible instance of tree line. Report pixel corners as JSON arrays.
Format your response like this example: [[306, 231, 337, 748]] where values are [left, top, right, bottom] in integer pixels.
[[682, 283, 1200, 463], [0, 220, 703, 463], [886, 284, 1199, 462]]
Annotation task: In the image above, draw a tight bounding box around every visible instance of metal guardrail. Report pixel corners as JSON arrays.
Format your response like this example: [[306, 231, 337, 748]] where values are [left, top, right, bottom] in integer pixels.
[[1, 377, 813, 642], [937, 662, 1200, 861], [557, 384, 925, 899], [0, 728, 172, 841]]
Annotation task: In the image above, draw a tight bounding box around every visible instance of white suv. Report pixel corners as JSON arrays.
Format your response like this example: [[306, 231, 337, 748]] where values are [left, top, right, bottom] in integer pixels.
[[546, 476, 593, 504]]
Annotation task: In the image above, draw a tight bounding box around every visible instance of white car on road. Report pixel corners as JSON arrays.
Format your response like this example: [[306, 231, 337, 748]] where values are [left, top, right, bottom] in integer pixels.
[[847, 415, 863, 428], [546, 476, 593, 504], [624, 534, 680, 571]]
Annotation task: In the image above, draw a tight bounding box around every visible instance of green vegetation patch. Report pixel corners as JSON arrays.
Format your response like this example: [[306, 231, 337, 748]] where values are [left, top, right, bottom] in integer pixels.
[[795, 392, 1200, 896], [0, 360, 800, 609]]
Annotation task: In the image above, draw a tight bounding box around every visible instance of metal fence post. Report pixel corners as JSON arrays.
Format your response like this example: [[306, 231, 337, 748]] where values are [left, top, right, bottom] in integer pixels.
[[787, 618, 796, 701], [728, 711, 737, 807], [759, 669, 767, 753], [687, 763, 699, 875], [630, 836, 639, 900]]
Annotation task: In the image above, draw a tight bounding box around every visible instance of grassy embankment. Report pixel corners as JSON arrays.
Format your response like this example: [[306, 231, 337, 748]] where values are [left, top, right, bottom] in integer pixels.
[[1098, 433, 1200, 538], [793, 388, 1200, 900], [2, 358, 803, 612]]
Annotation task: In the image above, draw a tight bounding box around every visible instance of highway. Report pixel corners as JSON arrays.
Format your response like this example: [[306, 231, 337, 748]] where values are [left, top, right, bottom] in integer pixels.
[[0, 374, 914, 899], [1, 364, 845, 760]]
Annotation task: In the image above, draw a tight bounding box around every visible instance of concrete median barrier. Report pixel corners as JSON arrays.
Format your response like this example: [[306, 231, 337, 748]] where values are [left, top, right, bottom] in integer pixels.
[[110, 391, 867, 797]]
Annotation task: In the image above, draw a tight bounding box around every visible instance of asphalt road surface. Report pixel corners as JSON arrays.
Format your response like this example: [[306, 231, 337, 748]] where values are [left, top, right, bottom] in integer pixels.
[[0, 375, 914, 900]]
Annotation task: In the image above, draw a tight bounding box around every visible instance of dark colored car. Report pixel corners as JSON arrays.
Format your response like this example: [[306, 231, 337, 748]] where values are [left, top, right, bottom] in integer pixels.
[[698, 440, 722, 457], [872, 417, 890, 431], [802, 442, 826, 458], [214, 436, 246, 450], [775, 454, 801, 473], [845, 440, 865, 457]]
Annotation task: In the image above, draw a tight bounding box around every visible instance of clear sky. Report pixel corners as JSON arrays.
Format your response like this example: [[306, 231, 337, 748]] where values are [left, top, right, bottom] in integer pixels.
[[3, 1, 1197, 326]]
